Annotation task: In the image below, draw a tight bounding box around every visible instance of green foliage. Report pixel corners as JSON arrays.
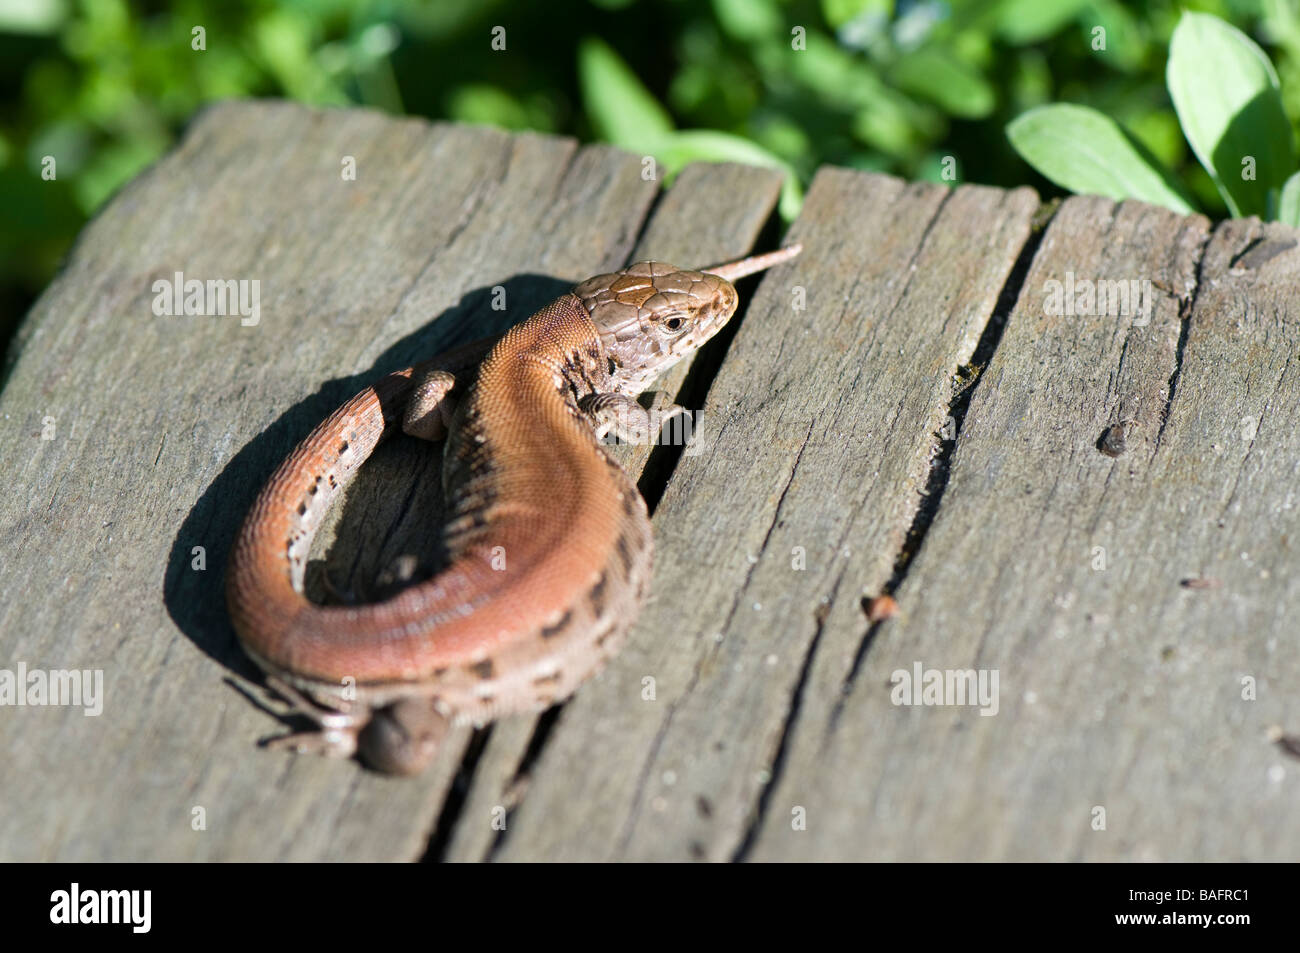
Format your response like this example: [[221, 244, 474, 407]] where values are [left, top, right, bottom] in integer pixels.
[[7, 0, 1300, 350], [1167, 11, 1295, 217], [1010, 10, 1300, 220], [578, 35, 803, 218], [1008, 103, 1197, 212]]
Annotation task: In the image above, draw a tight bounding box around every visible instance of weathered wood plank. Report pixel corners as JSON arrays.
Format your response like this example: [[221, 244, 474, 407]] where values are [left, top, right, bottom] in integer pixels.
[[10, 99, 1294, 863], [0, 101, 659, 861], [439, 162, 785, 862], [490, 169, 1040, 861], [748, 197, 1300, 861]]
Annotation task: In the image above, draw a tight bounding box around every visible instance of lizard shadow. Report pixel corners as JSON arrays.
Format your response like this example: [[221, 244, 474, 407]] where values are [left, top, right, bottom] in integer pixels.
[[162, 273, 572, 678]]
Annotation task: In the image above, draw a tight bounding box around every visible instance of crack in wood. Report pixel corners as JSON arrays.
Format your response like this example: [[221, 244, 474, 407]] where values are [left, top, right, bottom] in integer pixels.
[[419, 168, 785, 863], [481, 707, 561, 862], [1154, 225, 1212, 452], [420, 725, 493, 862], [825, 198, 1052, 732], [611, 420, 813, 859], [635, 229, 786, 513], [730, 562, 845, 862]]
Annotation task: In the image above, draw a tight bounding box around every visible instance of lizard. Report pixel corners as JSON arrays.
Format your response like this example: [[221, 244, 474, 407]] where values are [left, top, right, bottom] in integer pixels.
[[225, 244, 802, 775]]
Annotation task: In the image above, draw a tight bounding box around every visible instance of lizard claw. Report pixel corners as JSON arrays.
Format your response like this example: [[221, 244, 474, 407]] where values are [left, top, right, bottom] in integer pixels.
[[259, 674, 365, 759], [263, 725, 360, 760]]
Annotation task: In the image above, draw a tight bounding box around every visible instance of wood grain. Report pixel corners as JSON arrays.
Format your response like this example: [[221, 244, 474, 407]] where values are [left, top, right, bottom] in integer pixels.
[[747, 198, 1300, 861], [491, 170, 1040, 861], [5, 101, 1297, 862], [0, 101, 661, 860], [436, 161, 786, 862]]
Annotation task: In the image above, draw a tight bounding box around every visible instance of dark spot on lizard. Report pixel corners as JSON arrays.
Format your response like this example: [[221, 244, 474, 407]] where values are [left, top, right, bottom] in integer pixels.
[[588, 572, 609, 618], [471, 659, 494, 680], [594, 618, 620, 648], [615, 534, 635, 576], [540, 610, 572, 639], [339, 441, 349, 455]]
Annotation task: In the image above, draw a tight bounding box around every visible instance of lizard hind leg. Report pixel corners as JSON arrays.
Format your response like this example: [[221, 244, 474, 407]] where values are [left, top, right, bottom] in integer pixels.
[[357, 698, 450, 776]]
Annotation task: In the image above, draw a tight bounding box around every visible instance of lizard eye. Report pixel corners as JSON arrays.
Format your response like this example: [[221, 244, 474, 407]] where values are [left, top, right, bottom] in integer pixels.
[[663, 315, 685, 333]]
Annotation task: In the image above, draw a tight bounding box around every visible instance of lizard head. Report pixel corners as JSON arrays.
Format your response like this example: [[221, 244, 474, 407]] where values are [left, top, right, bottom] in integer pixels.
[[571, 246, 800, 395], [573, 261, 739, 395]]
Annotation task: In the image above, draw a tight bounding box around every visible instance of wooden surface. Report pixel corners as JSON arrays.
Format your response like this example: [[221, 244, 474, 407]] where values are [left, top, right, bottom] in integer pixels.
[[1, 101, 1296, 861]]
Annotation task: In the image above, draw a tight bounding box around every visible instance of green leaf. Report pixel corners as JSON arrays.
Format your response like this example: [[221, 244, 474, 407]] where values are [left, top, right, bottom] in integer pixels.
[[254, 10, 347, 104], [446, 85, 535, 131], [711, 0, 782, 43], [0, 0, 67, 34], [1278, 172, 1300, 226], [765, 29, 884, 111], [821, 0, 891, 31], [655, 130, 804, 220], [759, 31, 930, 156], [1007, 104, 1196, 214], [577, 36, 674, 151], [994, 0, 1091, 45], [1167, 11, 1296, 218], [891, 47, 995, 119], [1083, 0, 1147, 72]]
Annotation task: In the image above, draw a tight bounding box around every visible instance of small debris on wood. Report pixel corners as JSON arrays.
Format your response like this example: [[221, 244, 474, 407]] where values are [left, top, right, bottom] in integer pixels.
[[1030, 196, 1062, 233], [1266, 725, 1300, 760], [1097, 421, 1132, 458], [952, 362, 984, 399], [1179, 576, 1222, 590], [502, 773, 531, 809], [864, 594, 900, 622]]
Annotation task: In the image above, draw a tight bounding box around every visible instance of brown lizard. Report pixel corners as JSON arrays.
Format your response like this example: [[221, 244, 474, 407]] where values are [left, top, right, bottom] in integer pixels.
[[226, 244, 801, 774]]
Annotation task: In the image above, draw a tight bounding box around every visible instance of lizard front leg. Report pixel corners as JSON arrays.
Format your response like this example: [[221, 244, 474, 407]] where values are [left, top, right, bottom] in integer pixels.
[[580, 392, 686, 444]]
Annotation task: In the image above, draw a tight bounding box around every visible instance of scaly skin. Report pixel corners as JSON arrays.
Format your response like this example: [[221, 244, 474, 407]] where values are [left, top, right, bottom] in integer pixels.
[[226, 245, 801, 774]]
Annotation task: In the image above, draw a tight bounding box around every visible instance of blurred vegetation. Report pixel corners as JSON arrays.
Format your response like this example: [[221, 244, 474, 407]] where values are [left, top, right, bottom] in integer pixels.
[[4, 0, 1300, 350], [1010, 10, 1300, 221]]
